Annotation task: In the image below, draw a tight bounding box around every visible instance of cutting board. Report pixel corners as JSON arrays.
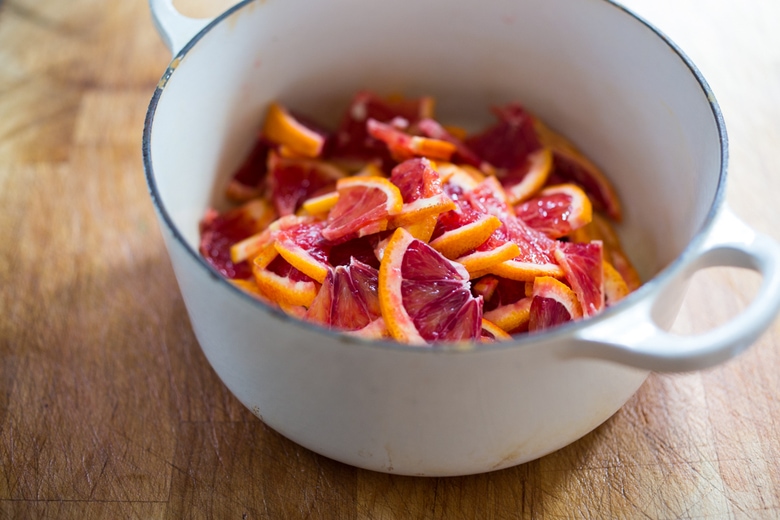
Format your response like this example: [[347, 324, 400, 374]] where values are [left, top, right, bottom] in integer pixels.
[[1, 0, 778, 517]]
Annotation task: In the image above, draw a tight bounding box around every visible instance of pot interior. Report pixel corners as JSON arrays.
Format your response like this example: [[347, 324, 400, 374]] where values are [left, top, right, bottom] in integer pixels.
[[147, 0, 724, 284]]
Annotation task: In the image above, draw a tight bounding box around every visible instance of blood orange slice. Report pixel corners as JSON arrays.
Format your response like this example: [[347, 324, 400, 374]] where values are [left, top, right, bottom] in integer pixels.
[[252, 242, 319, 308], [225, 137, 273, 202], [321, 176, 403, 242], [262, 102, 327, 158], [329, 91, 435, 170], [274, 219, 331, 284], [535, 119, 622, 221], [515, 183, 593, 238], [199, 198, 275, 279], [379, 227, 483, 345], [306, 257, 381, 331], [417, 118, 484, 169], [569, 212, 641, 291], [388, 158, 456, 228], [266, 151, 345, 216], [502, 148, 553, 205], [366, 119, 457, 162], [465, 103, 541, 172], [483, 297, 532, 334], [553, 241, 604, 317], [528, 276, 583, 332], [480, 319, 513, 342], [603, 260, 630, 306]]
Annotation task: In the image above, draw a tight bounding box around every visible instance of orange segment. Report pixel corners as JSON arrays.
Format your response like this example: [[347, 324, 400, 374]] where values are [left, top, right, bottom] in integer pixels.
[[534, 118, 622, 221], [230, 214, 310, 264], [300, 191, 339, 216], [429, 215, 502, 260], [252, 244, 319, 308], [367, 118, 457, 161], [403, 213, 438, 242], [262, 102, 326, 158], [515, 182, 593, 238], [569, 212, 641, 291], [347, 317, 391, 340], [456, 241, 521, 277], [483, 297, 532, 333], [553, 241, 604, 317], [603, 260, 630, 306], [504, 147, 553, 205], [528, 276, 583, 332], [480, 318, 513, 342], [273, 221, 330, 284], [322, 176, 403, 242], [379, 228, 482, 345]]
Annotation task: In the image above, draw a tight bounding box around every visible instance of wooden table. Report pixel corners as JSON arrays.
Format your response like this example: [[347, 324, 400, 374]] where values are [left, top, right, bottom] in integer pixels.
[[1, 0, 778, 517]]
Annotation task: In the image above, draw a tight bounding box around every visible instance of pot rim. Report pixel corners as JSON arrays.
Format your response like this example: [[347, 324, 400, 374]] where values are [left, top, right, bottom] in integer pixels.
[[142, 0, 729, 355]]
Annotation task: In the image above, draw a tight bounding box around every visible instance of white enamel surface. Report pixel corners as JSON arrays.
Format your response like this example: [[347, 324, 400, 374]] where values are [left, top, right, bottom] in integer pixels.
[[145, 0, 780, 475]]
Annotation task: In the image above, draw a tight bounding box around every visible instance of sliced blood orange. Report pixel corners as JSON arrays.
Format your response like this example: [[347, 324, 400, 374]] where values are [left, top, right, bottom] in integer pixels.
[[464, 175, 515, 219], [266, 151, 345, 216], [472, 275, 500, 302], [515, 183, 593, 238], [252, 242, 319, 307], [379, 227, 483, 345], [417, 118, 484, 169], [230, 214, 308, 264], [225, 137, 272, 202], [528, 276, 583, 332], [486, 218, 564, 281], [455, 236, 520, 277], [274, 219, 331, 284], [300, 190, 339, 216], [199, 198, 275, 279], [306, 257, 381, 331], [483, 297, 532, 334], [262, 102, 327, 158], [366, 118, 457, 162], [348, 318, 390, 340], [503, 148, 553, 205], [465, 103, 541, 173], [603, 260, 630, 306], [430, 213, 503, 260], [388, 158, 456, 227], [535, 119, 622, 221], [569, 212, 641, 291], [553, 241, 604, 317], [461, 176, 563, 281], [321, 176, 403, 242], [437, 162, 485, 191], [480, 318, 513, 342], [328, 91, 435, 170]]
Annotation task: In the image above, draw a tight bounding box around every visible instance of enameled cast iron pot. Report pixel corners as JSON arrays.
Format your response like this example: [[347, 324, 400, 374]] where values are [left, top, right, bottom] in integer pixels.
[[143, 0, 780, 476]]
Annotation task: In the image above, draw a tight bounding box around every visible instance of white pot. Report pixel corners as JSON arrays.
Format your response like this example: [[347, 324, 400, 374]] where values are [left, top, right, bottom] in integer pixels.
[[143, 0, 780, 476]]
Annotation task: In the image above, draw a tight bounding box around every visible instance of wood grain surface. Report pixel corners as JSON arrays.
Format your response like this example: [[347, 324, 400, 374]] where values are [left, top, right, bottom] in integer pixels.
[[1, 0, 779, 518]]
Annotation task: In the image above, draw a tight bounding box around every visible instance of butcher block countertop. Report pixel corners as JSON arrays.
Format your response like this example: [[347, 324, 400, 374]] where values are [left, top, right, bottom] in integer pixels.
[[1, 0, 779, 518]]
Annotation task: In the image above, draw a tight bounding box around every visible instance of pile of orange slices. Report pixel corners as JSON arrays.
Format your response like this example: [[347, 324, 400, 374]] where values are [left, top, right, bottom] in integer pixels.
[[199, 92, 641, 345]]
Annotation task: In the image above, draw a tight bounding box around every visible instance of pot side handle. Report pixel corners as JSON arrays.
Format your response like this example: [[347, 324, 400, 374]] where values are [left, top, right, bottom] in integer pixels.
[[149, 0, 216, 55], [572, 206, 780, 372]]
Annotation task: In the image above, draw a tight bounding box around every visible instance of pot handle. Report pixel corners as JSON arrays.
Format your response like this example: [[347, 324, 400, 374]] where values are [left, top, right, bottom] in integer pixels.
[[572, 206, 780, 372], [149, 0, 216, 55]]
